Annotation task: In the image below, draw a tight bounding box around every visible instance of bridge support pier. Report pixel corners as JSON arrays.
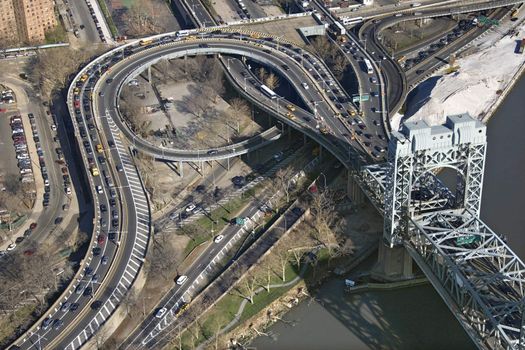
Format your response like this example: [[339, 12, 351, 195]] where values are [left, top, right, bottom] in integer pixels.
[[179, 161, 184, 177], [371, 242, 414, 282], [147, 66, 152, 83]]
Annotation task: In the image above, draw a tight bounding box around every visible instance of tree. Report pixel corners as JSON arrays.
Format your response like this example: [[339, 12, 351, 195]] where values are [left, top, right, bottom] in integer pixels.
[[227, 98, 250, 133], [310, 36, 336, 61], [309, 189, 345, 247], [272, 166, 295, 204], [331, 54, 349, 80], [123, 0, 166, 37], [147, 231, 181, 280], [257, 67, 267, 82], [264, 72, 280, 90], [4, 174, 20, 195], [121, 288, 138, 318], [233, 273, 258, 304], [29, 47, 99, 98]]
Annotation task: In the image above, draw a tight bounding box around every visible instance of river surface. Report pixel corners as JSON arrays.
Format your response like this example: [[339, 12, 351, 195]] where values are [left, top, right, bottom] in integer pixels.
[[250, 74, 525, 350]]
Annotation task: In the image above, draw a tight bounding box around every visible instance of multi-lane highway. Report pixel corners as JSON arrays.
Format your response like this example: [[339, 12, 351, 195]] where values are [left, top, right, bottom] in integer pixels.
[[9, 0, 520, 348]]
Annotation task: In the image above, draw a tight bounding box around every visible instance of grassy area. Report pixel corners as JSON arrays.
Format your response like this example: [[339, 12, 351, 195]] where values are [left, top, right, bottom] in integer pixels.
[[97, 0, 119, 38], [0, 304, 35, 345], [177, 261, 303, 349], [45, 23, 68, 44]]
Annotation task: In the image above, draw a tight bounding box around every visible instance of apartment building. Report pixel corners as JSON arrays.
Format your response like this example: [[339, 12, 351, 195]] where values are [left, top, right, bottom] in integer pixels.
[[0, 0, 19, 44], [0, 0, 57, 45]]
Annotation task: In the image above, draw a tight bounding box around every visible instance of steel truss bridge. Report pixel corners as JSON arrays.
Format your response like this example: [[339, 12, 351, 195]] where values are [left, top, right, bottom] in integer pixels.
[[357, 114, 524, 350]]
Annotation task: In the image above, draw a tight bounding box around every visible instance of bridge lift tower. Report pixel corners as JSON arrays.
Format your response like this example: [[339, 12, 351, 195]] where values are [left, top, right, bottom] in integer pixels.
[[372, 114, 486, 281]]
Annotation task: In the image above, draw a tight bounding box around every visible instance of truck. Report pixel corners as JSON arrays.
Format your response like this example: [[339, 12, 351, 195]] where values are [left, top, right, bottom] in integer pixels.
[[519, 38, 525, 54]]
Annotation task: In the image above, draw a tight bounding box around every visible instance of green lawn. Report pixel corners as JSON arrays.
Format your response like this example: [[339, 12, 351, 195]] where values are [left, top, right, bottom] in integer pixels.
[[97, 0, 118, 37]]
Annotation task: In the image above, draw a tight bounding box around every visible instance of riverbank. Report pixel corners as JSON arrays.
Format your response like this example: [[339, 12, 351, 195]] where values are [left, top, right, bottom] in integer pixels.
[[391, 12, 525, 130]]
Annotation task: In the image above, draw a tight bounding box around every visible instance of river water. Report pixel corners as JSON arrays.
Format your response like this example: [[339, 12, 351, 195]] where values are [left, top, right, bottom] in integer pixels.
[[250, 74, 525, 350]]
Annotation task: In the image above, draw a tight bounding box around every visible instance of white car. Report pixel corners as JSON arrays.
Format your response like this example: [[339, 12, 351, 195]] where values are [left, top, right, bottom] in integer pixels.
[[65, 186, 72, 195], [176, 275, 188, 285], [214, 235, 224, 243], [185, 204, 196, 212], [301, 82, 309, 90], [155, 307, 167, 318], [51, 124, 57, 131], [96, 185, 103, 194], [6, 243, 16, 251]]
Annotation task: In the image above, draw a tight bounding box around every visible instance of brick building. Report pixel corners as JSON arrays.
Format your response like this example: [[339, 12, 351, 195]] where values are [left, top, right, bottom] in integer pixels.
[[0, 0, 57, 45]]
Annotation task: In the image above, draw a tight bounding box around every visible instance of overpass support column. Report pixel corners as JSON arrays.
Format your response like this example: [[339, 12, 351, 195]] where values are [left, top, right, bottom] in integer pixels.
[[371, 242, 414, 282], [179, 161, 184, 178], [147, 66, 152, 83], [347, 171, 364, 204]]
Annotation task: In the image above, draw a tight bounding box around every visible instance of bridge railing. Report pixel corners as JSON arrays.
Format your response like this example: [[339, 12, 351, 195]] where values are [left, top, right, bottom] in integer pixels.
[[406, 210, 525, 350]]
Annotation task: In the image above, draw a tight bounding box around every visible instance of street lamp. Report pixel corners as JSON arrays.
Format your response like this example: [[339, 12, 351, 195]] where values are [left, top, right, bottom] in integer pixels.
[[227, 58, 234, 70]]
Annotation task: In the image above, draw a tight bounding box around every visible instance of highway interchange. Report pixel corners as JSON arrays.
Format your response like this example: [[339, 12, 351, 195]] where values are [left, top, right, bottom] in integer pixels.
[[8, 0, 521, 349]]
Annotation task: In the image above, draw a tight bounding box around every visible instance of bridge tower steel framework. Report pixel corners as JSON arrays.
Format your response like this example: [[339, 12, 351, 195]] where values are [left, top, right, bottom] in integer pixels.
[[383, 114, 486, 247]]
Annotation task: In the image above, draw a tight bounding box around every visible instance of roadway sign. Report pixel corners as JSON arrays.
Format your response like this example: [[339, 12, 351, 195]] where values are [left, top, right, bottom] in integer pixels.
[[456, 235, 479, 246], [352, 94, 370, 103], [235, 217, 246, 225]]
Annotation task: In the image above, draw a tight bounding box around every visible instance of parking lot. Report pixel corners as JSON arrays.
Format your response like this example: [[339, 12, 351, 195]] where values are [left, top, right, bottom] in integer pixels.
[[0, 113, 23, 184]]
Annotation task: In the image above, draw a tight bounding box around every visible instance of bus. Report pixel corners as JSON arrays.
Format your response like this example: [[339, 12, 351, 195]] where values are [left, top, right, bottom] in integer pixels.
[[363, 58, 374, 75], [260, 84, 277, 99], [341, 16, 363, 26], [176, 29, 198, 38]]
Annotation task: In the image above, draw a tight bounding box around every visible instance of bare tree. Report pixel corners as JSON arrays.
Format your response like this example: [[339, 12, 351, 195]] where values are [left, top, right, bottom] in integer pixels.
[[257, 67, 267, 82], [227, 98, 250, 133], [29, 47, 100, 98], [272, 244, 290, 282], [272, 166, 295, 204], [3, 174, 20, 196], [331, 55, 349, 80], [309, 189, 344, 247], [310, 37, 336, 61], [264, 72, 280, 90], [121, 288, 138, 318], [233, 273, 258, 304], [147, 231, 181, 280], [123, 0, 167, 37]]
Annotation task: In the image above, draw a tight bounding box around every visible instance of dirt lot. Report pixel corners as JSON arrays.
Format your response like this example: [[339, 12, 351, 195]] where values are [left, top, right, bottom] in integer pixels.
[[119, 58, 262, 151]]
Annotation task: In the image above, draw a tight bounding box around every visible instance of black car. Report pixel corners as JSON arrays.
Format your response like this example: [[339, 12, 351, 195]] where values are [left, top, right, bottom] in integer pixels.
[[53, 319, 63, 330], [85, 266, 93, 276], [15, 236, 24, 244], [92, 247, 101, 256], [91, 300, 103, 310], [109, 198, 116, 206], [69, 303, 80, 312], [41, 317, 52, 330], [83, 286, 93, 296], [108, 232, 116, 240], [54, 217, 63, 225], [100, 204, 107, 212]]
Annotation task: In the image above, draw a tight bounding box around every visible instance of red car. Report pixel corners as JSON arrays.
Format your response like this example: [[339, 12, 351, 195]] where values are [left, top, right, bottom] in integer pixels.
[[74, 100, 80, 108], [29, 222, 37, 230], [97, 234, 105, 244]]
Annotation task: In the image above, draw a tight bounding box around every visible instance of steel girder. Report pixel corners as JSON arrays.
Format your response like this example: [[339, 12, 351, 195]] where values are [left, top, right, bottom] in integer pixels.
[[407, 210, 525, 350]]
